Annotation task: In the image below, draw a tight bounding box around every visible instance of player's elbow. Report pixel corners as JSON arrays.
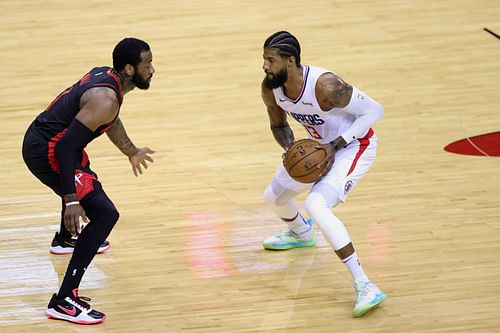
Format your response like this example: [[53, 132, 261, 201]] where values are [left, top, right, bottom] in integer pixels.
[[54, 138, 75, 162], [54, 141, 68, 160]]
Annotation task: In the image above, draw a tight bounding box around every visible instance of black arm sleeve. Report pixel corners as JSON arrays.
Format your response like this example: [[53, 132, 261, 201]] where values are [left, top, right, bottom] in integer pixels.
[[54, 119, 94, 195]]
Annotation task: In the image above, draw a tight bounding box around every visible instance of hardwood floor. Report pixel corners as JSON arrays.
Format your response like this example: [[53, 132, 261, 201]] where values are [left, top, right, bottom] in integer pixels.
[[1, 0, 499, 332]]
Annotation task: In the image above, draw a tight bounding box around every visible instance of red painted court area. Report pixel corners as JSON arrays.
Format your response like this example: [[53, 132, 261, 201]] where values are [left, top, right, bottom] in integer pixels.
[[444, 132, 500, 157]]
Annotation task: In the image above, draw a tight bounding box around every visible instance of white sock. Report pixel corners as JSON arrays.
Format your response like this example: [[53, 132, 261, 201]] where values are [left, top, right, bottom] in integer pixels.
[[342, 252, 369, 282], [285, 214, 311, 236]]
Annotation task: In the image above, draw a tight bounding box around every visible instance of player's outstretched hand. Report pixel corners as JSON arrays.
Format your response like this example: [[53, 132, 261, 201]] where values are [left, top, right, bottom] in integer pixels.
[[129, 147, 155, 176]]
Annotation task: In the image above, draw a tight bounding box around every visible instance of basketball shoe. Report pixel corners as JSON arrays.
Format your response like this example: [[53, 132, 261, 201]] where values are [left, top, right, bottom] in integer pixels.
[[353, 280, 386, 317], [50, 232, 110, 255], [46, 289, 106, 324], [263, 219, 316, 250]]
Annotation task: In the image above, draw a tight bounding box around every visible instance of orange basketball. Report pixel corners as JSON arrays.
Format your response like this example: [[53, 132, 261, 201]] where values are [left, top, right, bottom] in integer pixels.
[[283, 139, 332, 183]]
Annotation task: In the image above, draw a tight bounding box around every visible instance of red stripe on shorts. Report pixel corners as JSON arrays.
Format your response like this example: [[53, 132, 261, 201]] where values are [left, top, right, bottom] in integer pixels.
[[346, 128, 374, 176]]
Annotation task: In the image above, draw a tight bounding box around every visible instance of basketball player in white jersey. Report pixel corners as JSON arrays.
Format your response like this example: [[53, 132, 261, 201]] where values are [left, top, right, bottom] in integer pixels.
[[260, 31, 386, 317]]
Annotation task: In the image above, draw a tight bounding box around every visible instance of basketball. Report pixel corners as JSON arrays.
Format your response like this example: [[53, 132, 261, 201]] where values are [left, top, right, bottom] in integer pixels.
[[283, 139, 332, 183]]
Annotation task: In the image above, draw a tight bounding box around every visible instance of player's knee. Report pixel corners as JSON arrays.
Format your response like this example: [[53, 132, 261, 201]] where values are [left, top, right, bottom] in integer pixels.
[[105, 207, 119, 230], [263, 185, 276, 206], [109, 208, 119, 225], [309, 183, 342, 208], [263, 182, 296, 206], [92, 207, 119, 242], [304, 192, 328, 217]]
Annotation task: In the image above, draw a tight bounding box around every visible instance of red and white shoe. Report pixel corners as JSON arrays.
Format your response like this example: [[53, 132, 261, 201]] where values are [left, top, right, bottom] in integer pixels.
[[46, 289, 106, 325], [50, 232, 110, 255]]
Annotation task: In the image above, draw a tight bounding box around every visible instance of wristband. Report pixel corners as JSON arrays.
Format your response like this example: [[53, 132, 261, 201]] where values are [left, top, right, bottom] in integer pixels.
[[330, 135, 348, 152], [65, 201, 80, 207]]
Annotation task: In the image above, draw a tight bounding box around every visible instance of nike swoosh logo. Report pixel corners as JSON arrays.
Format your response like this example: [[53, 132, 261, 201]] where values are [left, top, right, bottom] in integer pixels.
[[58, 305, 77, 316], [279, 98, 287, 102]]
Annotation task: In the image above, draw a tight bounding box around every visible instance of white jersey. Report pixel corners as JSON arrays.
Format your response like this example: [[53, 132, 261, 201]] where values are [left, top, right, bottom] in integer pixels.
[[273, 65, 369, 144]]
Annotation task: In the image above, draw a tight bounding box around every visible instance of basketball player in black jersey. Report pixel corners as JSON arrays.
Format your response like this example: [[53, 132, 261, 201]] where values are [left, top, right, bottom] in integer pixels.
[[22, 37, 155, 324]]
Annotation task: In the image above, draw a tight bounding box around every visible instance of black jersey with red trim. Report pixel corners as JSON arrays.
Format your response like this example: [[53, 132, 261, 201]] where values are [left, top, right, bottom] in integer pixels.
[[33, 66, 123, 142]]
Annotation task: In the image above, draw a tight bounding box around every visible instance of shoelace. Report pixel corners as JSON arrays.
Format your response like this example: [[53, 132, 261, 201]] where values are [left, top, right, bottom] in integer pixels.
[[354, 281, 372, 298], [67, 295, 92, 311], [276, 229, 298, 239]]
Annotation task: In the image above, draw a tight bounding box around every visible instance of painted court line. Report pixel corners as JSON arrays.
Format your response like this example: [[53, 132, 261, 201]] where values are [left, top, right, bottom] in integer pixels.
[[0, 212, 59, 222]]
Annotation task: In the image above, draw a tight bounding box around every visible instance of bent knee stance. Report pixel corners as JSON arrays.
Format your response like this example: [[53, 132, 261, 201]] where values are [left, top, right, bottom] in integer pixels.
[[263, 180, 301, 220], [304, 190, 351, 250], [263, 185, 277, 206], [304, 192, 330, 223], [309, 183, 342, 208], [304, 184, 341, 222], [87, 207, 119, 243], [99, 206, 119, 241], [263, 179, 298, 206], [81, 192, 120, 243]]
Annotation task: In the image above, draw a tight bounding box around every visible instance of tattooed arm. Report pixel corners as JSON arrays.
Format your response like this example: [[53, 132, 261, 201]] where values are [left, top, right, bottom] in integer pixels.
[[261, 80, 294, 150], [106, 117, 138, 157], [107, 117, 155, 176], [106, 117, 138, 156], [316, 73, 383, 150]]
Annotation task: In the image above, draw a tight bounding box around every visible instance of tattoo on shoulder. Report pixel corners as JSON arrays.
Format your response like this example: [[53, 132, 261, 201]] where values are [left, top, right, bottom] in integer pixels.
[[81, 86, 118, 105], [331, 76, 353, 108], [86, 86, 114, 97]]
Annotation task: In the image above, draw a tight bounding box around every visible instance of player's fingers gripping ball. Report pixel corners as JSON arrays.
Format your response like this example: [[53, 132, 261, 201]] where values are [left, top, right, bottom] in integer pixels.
[[283, 139, 334, 183]]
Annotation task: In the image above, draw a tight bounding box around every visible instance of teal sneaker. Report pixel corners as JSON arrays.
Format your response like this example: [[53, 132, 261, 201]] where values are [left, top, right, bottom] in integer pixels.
[[353, 280, 386, 317], [263, 219, 316, 250]]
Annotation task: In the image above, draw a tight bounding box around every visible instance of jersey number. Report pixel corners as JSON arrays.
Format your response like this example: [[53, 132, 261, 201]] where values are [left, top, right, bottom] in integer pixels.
[[304, 125, 323, 140]]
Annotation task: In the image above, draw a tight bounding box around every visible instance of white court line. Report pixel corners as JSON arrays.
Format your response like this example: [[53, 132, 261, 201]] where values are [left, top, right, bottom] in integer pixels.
[[465, 137, 490, 157], [0, 212, 59, 222], [0, 224, 58, 235], [459, 112, 492, 157], [0, 195, 54, 205]]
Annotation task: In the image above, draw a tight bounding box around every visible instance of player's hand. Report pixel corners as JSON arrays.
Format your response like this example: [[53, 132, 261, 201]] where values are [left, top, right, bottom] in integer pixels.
[[282, 150, 288, 161], [316, 143, 336, 178], [281, 142, 294, 161], [64, 204, 89, 236], [129, 147, 155, 176]]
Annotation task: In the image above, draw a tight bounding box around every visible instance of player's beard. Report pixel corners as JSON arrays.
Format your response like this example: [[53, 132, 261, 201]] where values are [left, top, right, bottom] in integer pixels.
[[132, 68, 152, 90], [263, 67, 288, 89]]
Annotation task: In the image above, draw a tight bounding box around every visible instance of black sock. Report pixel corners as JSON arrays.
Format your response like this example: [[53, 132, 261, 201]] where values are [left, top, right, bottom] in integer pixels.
[[58, 230, 101, 297]]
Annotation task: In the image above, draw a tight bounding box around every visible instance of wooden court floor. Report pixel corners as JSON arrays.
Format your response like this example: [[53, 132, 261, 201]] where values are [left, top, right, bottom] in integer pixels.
[[1, 0, 499, 332]]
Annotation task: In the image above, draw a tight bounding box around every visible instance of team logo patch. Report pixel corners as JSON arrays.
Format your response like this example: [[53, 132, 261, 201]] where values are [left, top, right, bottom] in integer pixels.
[[74, 170, 97, 200], [344, 180, 354, 194]]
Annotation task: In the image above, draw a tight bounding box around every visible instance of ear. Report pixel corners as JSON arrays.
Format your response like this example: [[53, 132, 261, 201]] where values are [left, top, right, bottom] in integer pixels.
[[287, 56, 296, 67], [124, 64, 135, 77]]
